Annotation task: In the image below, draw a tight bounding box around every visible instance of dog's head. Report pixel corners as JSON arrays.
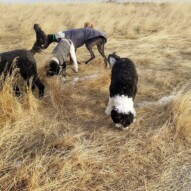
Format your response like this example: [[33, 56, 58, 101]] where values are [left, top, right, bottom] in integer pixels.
[[46, 60, 60, 76], [46, 60, 66, 77], [43, 32, 65, 49], [111, 95, 136, 130], [108, 53, 121, 68], [32, 24, 61, 50], [111, 109, 135, 130]]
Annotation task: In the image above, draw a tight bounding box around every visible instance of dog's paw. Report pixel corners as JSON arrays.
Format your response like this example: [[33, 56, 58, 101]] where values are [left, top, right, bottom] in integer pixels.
[[73, 67, 78, 73], [105, 107, 111, 115], [115, 124, 130, 131], [85, 61, 90, 65], [61, 77, 67, 83]]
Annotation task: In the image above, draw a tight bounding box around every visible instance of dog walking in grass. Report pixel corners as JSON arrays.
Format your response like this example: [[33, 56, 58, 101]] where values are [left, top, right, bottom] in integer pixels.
[[42, 27, 108, 67], [46, 38, 78, 80], [105, 53, 138, 130], [0, 24, 46, 97]]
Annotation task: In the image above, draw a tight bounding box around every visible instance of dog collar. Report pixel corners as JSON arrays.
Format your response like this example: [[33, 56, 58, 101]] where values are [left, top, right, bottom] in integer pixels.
[[52, 35, 56, 42]]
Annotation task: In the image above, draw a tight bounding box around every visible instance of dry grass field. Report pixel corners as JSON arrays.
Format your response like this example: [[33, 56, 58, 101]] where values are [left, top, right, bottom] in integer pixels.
[[0, 2, 191, 191]]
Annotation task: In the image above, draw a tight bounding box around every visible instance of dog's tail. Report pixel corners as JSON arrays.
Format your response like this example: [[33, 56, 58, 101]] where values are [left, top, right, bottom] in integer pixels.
[[31, 24, 47, 54]]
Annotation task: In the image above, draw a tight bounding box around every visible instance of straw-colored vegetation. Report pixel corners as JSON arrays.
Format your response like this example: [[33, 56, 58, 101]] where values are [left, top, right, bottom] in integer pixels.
[[0, 2, 191, 191]]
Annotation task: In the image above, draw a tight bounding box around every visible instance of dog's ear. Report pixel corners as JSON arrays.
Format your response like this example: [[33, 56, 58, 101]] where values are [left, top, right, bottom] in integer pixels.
[[108, 54, 117, 68]]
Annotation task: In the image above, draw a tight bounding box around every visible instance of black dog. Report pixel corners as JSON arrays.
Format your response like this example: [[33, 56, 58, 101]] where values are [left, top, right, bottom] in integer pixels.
[[105, 53, 138, 130], [42, 28, 108, 67], [0, 24, 46, 97]]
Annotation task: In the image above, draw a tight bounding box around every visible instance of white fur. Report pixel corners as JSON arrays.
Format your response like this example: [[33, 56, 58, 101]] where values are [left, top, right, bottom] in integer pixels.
[[114, 95, 136, 116], [105, 95, 136, 116], [105, 97, 114, 115], [55, 31, 65, 40], [55, 39, 78, 73], [109, 56, 116, 68], [115, 123, 130, 130], [51, 57, 59, 64], [69, 40, 78, 73]]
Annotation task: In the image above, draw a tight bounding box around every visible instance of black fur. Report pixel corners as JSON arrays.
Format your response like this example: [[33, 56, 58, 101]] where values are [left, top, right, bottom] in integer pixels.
[[111, 110, 134, 128], [106, 53, 138, 129], [109, 53, 138, 99], [31, 24, 48, 53], [46, 60, 66, 77], [0, 24, 46, 97]]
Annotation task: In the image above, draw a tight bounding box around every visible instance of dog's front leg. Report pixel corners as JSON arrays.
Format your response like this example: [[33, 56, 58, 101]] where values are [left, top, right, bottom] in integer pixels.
[[85, 42, 95, 64], [105, 97, 114, 115], [70, 43, 78, 73]]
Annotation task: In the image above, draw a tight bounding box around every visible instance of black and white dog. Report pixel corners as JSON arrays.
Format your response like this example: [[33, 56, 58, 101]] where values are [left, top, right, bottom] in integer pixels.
[[0, 24, 46, 97], [105, 53, 138, 130], [46, 38, 78, 80], [42, 28, 108, 67]]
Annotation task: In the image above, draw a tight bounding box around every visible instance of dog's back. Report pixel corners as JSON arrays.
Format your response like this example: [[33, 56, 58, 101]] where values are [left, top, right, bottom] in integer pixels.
[[0, 49, 34, 75], [110, 56, 138, 100], [63, 28, 107, 48]]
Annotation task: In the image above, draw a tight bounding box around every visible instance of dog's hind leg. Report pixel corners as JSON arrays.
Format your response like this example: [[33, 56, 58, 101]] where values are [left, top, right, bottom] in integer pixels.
[[70, 43, 78, 73], [97, 42, 108, 68], [70, 48, 81, 65], [85, 41, 95, 64]]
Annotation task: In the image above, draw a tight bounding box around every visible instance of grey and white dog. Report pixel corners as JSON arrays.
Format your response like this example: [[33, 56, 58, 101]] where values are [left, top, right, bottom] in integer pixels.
[[46, 38, 78, 79]]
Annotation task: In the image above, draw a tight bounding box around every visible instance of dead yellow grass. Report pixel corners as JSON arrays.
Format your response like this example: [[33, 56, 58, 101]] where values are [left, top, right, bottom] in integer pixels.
[[0, 2, 191, 191]]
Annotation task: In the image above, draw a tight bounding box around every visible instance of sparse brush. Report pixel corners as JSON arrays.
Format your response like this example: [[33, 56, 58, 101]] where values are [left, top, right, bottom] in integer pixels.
[[0, 2, 191, 191]]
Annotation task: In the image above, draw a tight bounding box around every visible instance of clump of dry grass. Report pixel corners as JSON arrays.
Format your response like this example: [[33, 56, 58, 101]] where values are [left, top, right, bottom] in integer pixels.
[[0, 2, 191, 191]]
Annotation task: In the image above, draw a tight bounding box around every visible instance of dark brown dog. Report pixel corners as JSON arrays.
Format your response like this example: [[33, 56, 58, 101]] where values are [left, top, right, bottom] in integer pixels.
[[0, 24, 46, 97]]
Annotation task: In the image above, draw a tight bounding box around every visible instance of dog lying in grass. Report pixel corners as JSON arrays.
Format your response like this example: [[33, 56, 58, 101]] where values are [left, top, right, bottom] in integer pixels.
[[105, 53, 138, 130], [0, 24, 46, 97], [46, 38, 78, 80]]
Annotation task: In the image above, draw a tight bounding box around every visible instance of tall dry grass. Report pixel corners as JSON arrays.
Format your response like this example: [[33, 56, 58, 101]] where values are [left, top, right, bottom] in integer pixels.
[[0, 2, 191, 191]]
